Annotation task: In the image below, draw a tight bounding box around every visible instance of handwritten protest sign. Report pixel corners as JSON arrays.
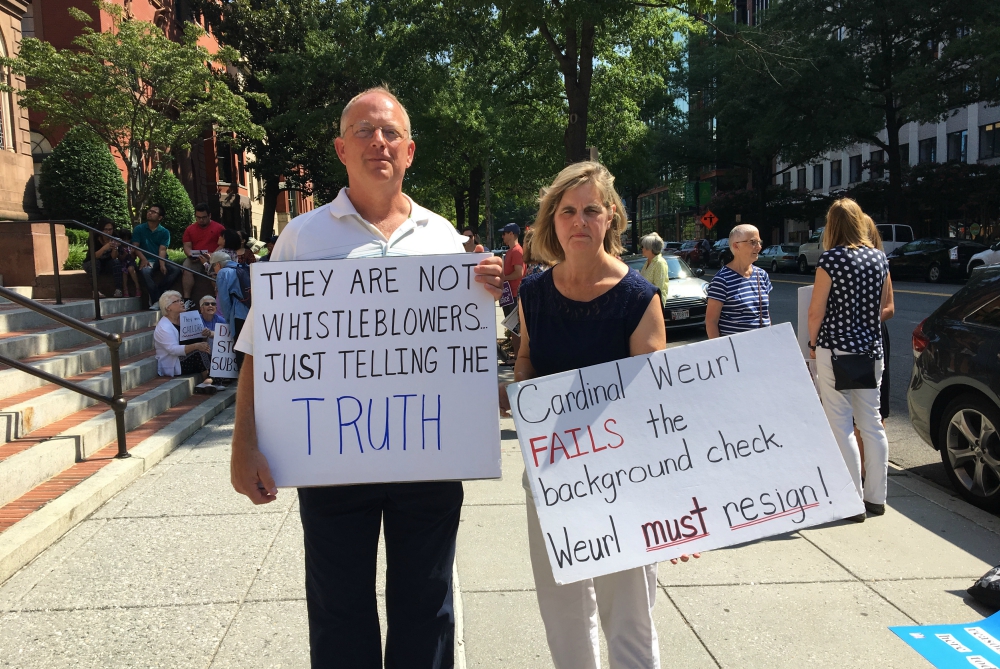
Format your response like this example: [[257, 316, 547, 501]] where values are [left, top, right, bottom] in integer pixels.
[[179, 311, 203, 340], [506, 324, 863, 585], [251, 253, 502, 487], [891, 611, 1000, 668], [210, 323, 238, 379]]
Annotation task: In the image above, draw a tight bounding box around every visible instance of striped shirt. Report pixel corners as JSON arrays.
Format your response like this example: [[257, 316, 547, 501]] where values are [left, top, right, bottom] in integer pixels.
[[707, 265, 772, 336]]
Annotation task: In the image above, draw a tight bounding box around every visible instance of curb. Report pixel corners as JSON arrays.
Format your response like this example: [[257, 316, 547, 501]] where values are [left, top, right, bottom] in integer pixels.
[[0, 388, 237, 585]]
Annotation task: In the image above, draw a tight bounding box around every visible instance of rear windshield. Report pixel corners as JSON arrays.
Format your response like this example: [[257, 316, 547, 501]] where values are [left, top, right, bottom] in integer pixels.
[[780, 245, 798, 253]]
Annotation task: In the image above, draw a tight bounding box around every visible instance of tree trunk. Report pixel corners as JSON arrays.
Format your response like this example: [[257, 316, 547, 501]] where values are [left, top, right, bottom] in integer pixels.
[[629, 191, 639, 253], [259, 174, 281, 241], [882, 97, 904, 225], [468, 164, 484, 230], [454, 188, 466, 230], [540, 19, 595, 164]]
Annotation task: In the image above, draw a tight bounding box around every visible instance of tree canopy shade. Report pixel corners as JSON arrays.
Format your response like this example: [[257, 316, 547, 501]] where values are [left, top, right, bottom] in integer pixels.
[[38, 126, 130, 228], [0, 1, 261, 223], [489, 0, 723, 163], [766, 0, 1000, 225], [150, 168, 196, 243]]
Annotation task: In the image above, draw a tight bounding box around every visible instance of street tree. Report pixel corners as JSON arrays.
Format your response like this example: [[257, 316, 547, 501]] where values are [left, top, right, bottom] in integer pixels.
[[1, 2, 260, 223], [769, 0, 1000, 225], [491, 0, 722, 163]]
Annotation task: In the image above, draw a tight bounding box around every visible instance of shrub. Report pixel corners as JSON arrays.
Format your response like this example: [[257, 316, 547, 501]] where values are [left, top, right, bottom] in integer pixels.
[[149, 169, 195, 246], [64, 243, 86, 271], [39, 126, 129, 229]]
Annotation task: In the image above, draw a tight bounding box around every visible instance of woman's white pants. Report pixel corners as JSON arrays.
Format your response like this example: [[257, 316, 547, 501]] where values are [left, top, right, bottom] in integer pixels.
[[525, 490, 660, 669], [815, 347, 889, 504]]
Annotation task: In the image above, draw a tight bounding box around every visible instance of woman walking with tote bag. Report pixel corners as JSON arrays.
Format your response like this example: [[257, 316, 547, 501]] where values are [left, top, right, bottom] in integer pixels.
[[807, 199, 892, 522]]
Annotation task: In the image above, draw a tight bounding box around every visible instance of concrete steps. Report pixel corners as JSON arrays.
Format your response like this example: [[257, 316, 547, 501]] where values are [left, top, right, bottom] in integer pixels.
[[0, 293, 234, 585]]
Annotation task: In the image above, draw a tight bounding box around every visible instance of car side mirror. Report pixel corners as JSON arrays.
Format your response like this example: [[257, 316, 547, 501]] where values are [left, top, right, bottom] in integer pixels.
[[694, 267, 705, 277]]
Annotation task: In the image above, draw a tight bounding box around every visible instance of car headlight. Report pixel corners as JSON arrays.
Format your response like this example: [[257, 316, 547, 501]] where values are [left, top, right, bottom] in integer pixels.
[[700, 283, 709, 297]]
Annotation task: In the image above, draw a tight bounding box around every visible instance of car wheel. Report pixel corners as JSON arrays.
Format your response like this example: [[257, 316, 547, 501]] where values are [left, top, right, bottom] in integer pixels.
[[771, 261, 778, 273], [798, 256, 809, 274], [926, 263, 942, 283], [939, 394, 1000, 512]]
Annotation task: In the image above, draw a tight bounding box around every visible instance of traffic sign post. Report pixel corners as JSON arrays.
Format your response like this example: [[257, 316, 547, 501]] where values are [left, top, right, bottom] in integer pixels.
[[700, 210, 719, 230]]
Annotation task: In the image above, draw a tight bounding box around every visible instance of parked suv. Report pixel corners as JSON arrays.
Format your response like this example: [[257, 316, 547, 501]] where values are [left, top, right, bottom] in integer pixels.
[[796, 227, 824, 273], [797, 224, 916, 273], [875, 223, 915, 255], [908, 265, 1000, 511]]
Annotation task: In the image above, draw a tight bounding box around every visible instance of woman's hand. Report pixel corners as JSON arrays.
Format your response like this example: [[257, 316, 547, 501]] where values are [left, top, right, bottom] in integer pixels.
[[201, 328, 212, 338], [185, 342, 211, 355], [670, 553, 701, 565]]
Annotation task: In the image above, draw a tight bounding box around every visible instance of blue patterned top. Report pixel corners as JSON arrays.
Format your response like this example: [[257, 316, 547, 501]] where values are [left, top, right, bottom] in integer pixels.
[[519, 268, 659, 376], [817, 245, 888, 357]]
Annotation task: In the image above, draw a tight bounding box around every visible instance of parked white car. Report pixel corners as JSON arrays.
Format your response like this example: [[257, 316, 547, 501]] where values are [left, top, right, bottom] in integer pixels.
[[967, 241, 1000, 274], [796, 223, 914, 273]]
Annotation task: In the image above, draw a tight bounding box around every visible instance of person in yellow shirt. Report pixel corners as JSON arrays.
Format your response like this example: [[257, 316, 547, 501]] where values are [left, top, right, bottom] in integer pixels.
[[639, 232, 669, 306]]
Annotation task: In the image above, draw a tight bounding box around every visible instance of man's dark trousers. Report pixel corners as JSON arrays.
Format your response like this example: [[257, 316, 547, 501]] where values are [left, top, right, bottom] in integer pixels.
[[298, 480, 463, 669]]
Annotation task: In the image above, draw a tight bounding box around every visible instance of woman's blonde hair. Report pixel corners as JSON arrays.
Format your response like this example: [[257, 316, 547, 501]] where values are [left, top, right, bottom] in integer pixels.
[[531, 161, 627, 263], [522, 228, 537, 265], [822, 198, 875, 251], [863, 214, 884, 252]]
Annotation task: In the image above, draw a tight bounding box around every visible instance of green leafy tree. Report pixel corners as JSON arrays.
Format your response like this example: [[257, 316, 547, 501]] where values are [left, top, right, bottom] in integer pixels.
[[38, 126, 129, 227], [769, 0, 1000, 225], [149, 169, 195, 244], [489, 0, 722, 163], [1, 1, 261, 223]]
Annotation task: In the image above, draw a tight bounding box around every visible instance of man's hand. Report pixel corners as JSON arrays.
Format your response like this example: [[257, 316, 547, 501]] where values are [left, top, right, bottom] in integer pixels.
[[231, 444, 278, 505], [472, 245, 504, 300], [159, 260, 167, 275]]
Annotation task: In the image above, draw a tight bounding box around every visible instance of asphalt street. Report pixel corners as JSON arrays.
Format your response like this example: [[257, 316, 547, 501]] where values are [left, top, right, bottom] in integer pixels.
[[668, 269, 963, 492]]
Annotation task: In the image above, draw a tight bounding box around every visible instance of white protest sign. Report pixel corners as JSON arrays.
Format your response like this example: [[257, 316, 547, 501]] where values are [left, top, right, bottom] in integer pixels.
[[210, 322, 239, 379], [179, 311, 203, 340], [507, 324, 862, 585], [797, 285, 819, 387], [251, 253, 502, 487]]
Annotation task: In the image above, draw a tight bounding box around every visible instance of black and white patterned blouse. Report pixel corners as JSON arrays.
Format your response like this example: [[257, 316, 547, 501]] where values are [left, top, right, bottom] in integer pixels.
[[816, 245, 888, 358]]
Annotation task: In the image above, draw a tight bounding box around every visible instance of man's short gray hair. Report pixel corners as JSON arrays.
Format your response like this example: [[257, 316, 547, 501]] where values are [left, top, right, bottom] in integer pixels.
[[339, 86, 412, 137], [640, 232, 664, 255], [158, 290, 181, 313], [729, 224, 760, 244]]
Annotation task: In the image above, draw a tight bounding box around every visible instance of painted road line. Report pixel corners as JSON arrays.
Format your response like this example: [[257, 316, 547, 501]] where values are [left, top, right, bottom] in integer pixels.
[[769, 277, 952, 297]]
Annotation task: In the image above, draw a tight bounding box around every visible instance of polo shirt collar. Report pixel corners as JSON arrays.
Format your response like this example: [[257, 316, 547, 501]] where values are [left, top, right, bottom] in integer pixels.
[[328, 187, 431, 240]]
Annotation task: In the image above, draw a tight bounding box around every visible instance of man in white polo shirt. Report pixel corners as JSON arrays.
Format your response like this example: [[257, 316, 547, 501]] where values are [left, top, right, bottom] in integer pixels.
[[230, 87, 503, 669]]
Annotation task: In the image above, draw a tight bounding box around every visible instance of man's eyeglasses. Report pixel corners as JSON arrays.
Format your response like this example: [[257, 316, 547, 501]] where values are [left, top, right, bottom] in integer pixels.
[[344, 122, 408, 143], [737, 239, 763, 248], [202, 301, 216, 306]]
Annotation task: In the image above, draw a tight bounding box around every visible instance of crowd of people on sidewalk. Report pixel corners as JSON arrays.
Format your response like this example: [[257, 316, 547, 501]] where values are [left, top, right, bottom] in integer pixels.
[[207, 86, 903, 669], [79, 200, 277, 386]]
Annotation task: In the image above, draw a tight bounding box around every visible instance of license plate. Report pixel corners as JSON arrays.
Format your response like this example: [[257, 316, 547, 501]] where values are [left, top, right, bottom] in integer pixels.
[[670, 309, 690, 321]]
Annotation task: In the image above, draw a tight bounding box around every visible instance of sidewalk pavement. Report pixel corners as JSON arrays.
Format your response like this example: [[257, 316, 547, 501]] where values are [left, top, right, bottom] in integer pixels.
[[2, 400, 1000, 668]]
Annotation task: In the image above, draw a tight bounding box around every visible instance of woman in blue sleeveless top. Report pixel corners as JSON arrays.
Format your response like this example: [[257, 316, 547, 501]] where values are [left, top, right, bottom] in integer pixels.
[[515, 162, 693, 669]]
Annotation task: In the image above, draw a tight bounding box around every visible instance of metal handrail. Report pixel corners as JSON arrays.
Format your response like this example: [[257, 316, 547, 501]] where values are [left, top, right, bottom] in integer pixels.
[[56, 219, 217, 320], [0, 285, 129, 458], [0, 219, 218, 317]]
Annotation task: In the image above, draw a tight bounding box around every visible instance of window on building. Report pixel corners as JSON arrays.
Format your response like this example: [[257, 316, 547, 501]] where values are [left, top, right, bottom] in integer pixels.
[[870, 150, 885, 178], [918, 137, 937, 163], [216, 142, 232, 183], [899, 143, 910, 165], [849, 155, 862, 183], [796, 167, 806, 190], [947, 130, 968, 163], [981, 124, 1000, 160], [812, 164, 823, 189], [830, 160, 842, 187], [237, 151, 247, 186], [781, 171, 791, 188]]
